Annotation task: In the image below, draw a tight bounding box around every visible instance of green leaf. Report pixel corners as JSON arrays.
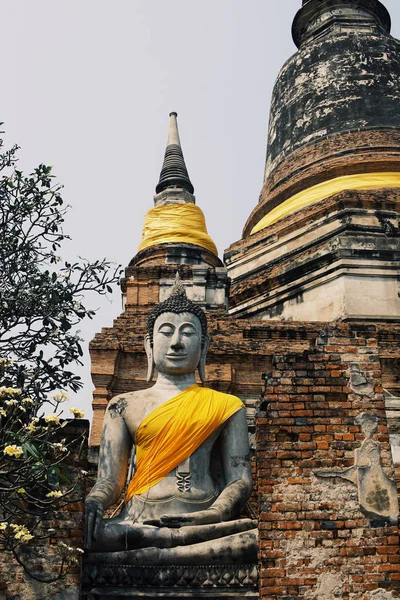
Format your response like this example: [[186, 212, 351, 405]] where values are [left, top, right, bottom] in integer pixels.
[[22, 441, 41, 460]]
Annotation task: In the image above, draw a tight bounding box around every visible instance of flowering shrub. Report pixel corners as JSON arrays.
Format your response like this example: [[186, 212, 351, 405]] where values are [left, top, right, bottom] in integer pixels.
[[0, 130, 121, 581], [0, 367, 88, 580]]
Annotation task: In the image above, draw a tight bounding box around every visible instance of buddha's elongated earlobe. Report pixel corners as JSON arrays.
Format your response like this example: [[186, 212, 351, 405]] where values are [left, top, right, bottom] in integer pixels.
[[144, 335, 155, 383], [198, 335, 210, 384]]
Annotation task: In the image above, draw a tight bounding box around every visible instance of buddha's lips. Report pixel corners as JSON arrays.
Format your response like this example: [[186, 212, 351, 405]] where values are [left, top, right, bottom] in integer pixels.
[[166, 354, 188, 360]]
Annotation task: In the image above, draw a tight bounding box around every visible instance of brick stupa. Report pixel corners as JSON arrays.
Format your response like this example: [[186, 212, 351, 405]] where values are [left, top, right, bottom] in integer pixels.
[[89, 2, 400, 598]]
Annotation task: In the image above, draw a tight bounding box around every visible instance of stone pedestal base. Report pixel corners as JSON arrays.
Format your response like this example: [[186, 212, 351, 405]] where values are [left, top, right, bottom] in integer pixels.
[[81, 563, 258, 599]]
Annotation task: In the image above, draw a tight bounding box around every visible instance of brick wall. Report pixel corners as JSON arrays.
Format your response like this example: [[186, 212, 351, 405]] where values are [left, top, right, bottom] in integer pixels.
[[257, 325, 400, 599]]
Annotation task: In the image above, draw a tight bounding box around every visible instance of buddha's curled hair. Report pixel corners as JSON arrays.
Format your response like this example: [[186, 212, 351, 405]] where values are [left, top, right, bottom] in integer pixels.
[[146, 277, 208, 348]]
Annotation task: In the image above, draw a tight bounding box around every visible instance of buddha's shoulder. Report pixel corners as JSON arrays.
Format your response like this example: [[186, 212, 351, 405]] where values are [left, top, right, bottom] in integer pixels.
[[206, 388, 243, 405], [107, 389, 157, 414]]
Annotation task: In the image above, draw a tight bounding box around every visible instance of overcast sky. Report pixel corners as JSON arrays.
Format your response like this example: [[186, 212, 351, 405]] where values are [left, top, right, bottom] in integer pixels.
[[2, 0, 400, 421]]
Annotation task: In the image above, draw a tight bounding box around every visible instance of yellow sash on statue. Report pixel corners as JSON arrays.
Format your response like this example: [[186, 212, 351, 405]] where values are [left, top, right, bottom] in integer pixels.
[[125, 384, 243, 502]]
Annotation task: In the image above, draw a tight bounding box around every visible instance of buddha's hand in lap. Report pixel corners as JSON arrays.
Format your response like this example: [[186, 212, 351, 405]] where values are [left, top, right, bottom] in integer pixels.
[[85, 497, 104, 549], [144, 508, 222, 528]]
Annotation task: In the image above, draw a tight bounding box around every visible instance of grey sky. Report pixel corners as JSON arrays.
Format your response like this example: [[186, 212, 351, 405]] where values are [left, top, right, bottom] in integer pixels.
[[2, 1, 400, 420]]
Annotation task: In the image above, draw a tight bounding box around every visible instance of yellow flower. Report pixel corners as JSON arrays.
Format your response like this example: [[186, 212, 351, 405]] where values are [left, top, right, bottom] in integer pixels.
[[44, 413, 60, 425], [5, 388, 21, 396], [22, 397, 34, 405], [46, 490, 62, 498], [4, 399, 17, 407], [17, 488, 26, 495], [0, 409, 6, 417], [0, 357, 13, 368], [70, 407, 84, 419], [0, 523, 7, 531], [3, 445, 23, 458], [13, 526, 33, 543]]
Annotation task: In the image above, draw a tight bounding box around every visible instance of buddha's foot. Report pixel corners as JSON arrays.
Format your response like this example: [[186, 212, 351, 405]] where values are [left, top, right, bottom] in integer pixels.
[[88, 517, 257, 553], [87, 527, 258, 565]]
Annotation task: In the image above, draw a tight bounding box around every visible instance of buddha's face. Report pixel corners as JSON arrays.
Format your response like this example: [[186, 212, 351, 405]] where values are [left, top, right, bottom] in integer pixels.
[[152, 312, 203, 376]]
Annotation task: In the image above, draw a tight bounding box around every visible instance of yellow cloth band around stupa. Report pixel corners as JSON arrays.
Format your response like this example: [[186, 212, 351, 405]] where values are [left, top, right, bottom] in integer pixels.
[[251, 172, 400, 235], [138, 203, 218, 256]]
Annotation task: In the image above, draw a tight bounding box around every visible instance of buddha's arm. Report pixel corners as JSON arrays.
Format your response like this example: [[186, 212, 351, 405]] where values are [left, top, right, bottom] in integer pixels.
[[208, 407, 252, 520], [85, 400, 132, 548]]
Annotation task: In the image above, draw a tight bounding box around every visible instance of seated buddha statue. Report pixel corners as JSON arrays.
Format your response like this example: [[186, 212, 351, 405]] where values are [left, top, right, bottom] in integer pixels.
[[84, 279, 257, 565]]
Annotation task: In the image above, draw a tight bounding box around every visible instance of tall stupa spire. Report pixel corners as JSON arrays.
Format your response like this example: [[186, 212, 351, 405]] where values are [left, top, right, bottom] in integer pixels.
[[156, 112, 194, 195]]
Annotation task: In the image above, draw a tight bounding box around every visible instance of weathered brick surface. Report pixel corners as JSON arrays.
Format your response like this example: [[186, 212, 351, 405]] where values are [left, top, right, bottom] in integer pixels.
[[257, 325, 400, 599], [0, 420, 89, 600]]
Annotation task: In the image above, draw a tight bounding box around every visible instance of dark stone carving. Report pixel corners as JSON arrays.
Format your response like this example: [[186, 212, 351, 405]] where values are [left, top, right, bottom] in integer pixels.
[[81, 563, 258, 599], [176, 471, 191, 493]]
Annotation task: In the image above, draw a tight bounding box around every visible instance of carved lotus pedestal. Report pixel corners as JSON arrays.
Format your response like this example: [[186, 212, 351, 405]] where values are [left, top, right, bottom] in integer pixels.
[[81, 560, 259, 599]]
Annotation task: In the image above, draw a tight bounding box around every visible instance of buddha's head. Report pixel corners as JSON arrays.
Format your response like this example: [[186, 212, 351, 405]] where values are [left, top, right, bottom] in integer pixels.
[[145, 277, 209, 383]]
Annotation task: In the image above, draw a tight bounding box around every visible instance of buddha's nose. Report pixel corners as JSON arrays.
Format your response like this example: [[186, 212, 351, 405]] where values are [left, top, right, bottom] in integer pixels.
[[170, 333, 184, 349]]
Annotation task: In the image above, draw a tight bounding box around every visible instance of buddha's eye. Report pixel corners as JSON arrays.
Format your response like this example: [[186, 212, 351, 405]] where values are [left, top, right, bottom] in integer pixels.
[[181, 327, 197, 337], [158, 326, 174, 336]]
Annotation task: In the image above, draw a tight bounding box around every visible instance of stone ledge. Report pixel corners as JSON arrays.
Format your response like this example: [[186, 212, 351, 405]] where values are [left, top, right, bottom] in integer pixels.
[[85, 589, 258, 599], [81, 563, 258, 599]]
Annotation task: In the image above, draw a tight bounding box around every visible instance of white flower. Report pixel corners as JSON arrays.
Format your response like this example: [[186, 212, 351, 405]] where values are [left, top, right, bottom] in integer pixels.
[[53, 443, 67, 453], [51, 391, 68, 403]]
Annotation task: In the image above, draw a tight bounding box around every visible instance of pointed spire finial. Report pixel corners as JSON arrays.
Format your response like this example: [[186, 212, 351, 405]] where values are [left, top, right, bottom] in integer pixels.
[[167, 112, 180, 146], [156, 112, 194, 195]]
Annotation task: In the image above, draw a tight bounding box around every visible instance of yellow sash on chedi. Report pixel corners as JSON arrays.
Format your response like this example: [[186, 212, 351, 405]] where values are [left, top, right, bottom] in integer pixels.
[[125, 385, 243, 502], [138, 204, 218, 256], [251, 172, 400, 234]]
